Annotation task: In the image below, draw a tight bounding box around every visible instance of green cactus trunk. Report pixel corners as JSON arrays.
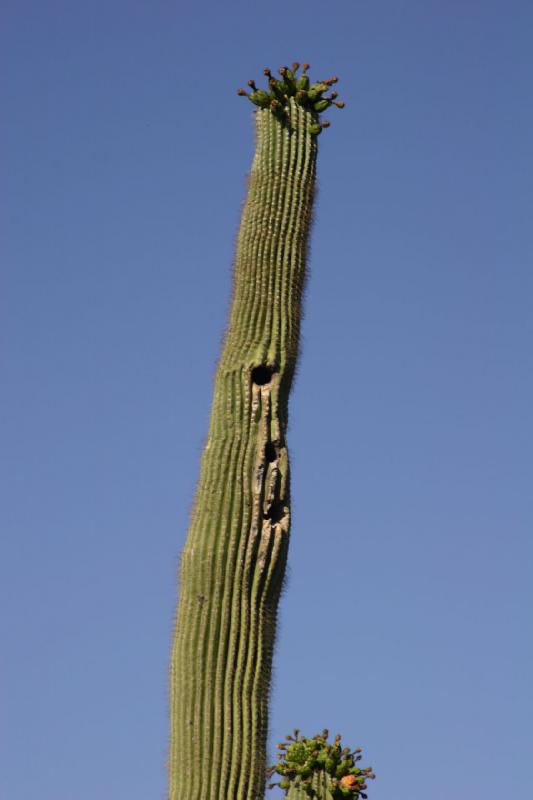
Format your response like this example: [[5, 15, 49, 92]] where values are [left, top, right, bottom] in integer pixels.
[[286, 773, 336, 800], [168, 99, 318, 800]]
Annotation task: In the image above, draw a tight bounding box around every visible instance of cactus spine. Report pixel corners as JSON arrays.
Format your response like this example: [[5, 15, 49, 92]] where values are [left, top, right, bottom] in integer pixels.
[[169, 67, 345, 800]]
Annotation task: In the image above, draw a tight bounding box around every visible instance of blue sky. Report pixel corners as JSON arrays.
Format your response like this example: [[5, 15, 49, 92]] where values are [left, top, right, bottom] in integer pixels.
[[2, 2, 532, 798]]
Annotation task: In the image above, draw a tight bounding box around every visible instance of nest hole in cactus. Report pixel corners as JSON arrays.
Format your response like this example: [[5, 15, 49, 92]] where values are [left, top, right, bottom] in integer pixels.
[[264, 442, 278, 463], [264, 501, 286, 524], [251, 365, 274, 385]]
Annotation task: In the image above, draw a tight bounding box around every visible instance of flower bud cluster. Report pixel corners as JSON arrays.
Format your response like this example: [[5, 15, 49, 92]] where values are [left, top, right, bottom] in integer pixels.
[[267, 730, 375, 798], [237, 63, 345, 135]]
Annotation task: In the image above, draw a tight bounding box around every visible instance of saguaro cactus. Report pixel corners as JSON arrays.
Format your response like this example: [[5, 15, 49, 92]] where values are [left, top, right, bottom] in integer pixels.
[[169, 65, 346, 800]]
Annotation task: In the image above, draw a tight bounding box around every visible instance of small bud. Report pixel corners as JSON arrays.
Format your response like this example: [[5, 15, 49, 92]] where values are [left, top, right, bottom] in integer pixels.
[[334, 100, 345, 108], [247, 79, 257, 91], [313, 98, 331, 112], [322, 729, 329, 739], [292, 62, 300, 72], [237, 88, 248, 96], [302, 63, 310, 72], [321, 120, 331, 128], [324, 75, 339, 85], [330, 91, 338, 99], [263, 68, 272, 78], [269, 79, 286, 101]]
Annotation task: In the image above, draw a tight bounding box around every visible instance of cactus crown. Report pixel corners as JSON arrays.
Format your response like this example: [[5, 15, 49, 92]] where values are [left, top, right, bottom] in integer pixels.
[[267, 730, 375, 798], [237, 62, 345, 135]]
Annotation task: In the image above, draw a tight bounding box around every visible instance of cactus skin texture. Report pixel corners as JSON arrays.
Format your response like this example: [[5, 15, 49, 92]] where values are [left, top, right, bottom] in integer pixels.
[[168, 67, 344, 800], [268, 731, 376, 800]]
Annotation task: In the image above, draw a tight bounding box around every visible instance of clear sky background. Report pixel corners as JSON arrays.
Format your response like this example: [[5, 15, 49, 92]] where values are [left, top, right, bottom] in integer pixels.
[[2, 2, 532, 798]]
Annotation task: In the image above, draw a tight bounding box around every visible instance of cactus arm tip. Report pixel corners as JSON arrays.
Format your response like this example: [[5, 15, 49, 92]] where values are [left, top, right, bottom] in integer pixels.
[[237, 62, 345, 135], [268, 731, 375, 799]]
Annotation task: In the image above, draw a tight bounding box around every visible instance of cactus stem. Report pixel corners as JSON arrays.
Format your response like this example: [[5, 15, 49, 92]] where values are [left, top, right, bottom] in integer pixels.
[[169, 96, 320, 800]]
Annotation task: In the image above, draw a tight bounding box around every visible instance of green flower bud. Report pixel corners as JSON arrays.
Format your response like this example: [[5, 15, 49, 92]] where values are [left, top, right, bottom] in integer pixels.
[[269, 79, 286, 103], [313, 98, 332, 112], [249, 90, 271, 108], [278, 66, 296, 96], [336, 760, 351, 778], [307, 82, 329, 101], [296, 73, 310, 90]]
